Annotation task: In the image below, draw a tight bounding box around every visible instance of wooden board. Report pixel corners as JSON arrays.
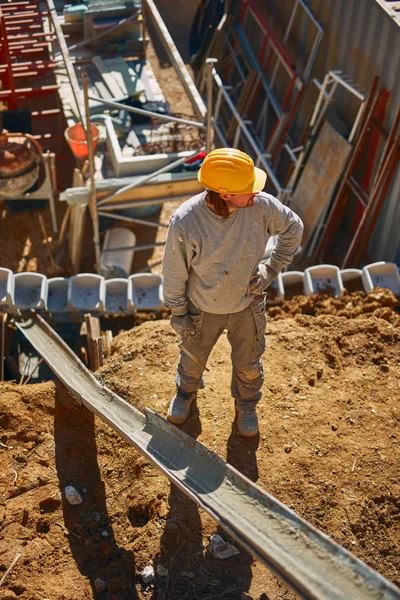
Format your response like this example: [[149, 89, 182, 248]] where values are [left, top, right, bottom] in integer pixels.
[[290, 121, 352, 246], [92, 56, 126, 98], [104, 57, 145, 97]]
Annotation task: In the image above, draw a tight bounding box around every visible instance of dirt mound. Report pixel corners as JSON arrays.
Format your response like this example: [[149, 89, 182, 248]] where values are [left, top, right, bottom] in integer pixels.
[[267, 287, 400, 325], [1, 310, 399, 599]]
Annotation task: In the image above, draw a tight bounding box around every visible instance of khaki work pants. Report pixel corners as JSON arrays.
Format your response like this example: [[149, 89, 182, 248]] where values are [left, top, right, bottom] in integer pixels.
[[176, 296, 267, 405]]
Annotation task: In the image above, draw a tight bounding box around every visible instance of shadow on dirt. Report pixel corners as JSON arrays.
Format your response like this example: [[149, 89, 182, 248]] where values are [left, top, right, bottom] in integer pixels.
[[54, 385, 139, 599], [152, 410, 255, 599]]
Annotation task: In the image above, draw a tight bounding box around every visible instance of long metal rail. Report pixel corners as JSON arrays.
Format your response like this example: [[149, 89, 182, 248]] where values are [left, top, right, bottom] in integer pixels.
[[17, 314, 400, 600]]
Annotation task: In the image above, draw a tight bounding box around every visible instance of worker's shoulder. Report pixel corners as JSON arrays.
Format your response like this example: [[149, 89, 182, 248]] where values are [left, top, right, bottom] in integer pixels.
[[170, 192, 206, 225], [254, 191, 283, 210]]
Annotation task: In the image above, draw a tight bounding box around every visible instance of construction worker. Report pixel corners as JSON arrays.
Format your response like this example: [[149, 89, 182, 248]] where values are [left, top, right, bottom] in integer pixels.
[[162, 148, 303, 437]]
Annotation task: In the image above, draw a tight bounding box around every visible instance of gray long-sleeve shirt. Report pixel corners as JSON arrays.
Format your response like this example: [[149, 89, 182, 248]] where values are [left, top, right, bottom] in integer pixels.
[[162, 191, 303, 315]]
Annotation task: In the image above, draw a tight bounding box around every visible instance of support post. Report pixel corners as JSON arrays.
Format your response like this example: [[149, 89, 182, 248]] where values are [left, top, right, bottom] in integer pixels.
[[82, 71, 101, 274], [69, 169, 86, 274], [44, 151, 58, 233], [206, 58, 217, 153], [0, 314, 5, 382]]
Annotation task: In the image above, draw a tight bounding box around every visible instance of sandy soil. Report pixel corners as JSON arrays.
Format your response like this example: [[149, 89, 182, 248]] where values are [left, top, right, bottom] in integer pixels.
[[1, 290, 399, 600], [1, 5, 399, 600]]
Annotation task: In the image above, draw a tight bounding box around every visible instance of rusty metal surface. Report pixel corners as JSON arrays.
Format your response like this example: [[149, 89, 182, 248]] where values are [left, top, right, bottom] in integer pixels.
[[0, 135, 37, 177], [16, 313, 400, 600], [0, 134, 41, 197]]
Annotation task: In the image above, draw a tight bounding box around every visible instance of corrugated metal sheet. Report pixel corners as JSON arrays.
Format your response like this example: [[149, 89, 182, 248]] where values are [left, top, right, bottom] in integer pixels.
[[254, 0, 400, 263], [374, 0, 400, 26]]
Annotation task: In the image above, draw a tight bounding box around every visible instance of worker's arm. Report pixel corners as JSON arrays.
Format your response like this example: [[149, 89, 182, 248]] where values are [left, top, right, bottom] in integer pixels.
[[162, 216, 191, 316], [250, 197, 304, 295], [264, 197, 304, 274]]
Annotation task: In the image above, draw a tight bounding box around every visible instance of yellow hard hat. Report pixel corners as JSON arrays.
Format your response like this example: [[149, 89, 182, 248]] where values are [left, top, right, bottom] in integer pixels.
[[197, 147, 267, 194]]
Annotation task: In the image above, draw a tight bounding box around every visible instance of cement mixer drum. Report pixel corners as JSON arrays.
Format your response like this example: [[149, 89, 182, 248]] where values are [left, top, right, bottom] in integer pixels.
[[0, 133, 42, 199]]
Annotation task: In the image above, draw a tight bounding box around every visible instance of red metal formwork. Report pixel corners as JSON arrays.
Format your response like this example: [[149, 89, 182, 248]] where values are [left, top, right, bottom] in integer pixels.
[[239, 0, 304, 163], [0, 2, 64, 146]]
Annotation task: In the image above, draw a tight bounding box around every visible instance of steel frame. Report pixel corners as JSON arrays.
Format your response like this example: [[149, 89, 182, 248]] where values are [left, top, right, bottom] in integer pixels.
[[211, 68, 288, 200], [239, 0, 305, 162], [314, 80, 391, 264], [286, 70, 367, 194]]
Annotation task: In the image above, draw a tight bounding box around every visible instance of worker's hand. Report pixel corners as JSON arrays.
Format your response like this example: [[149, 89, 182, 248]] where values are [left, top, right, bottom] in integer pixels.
[[170, 313, 196, 339], [249, 263, 278, 295]]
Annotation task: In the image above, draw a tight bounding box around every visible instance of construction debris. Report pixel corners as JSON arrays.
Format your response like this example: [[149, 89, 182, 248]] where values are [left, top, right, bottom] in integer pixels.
[[207, 534, 240, 560], [64, 485, 83, 505], [141, 565, 155, 584]]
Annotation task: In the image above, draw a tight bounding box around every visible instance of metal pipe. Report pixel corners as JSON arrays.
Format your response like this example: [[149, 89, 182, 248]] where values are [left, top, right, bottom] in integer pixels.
[[101, 242, 165, 253], [349, 100, 366, 143], [97, 211, 168, 229], [68, 10, 139, 52], [87, 95, 205, 129], [212, 69, 282, 193], [330, 71, 365, 101], [83, 72, 101, 273], [206, 58, 217, 153], [44, 151, 58, 233], [135, 259, 162, 273], [97, 194, 193, 212], [97, 146, 205, 207]]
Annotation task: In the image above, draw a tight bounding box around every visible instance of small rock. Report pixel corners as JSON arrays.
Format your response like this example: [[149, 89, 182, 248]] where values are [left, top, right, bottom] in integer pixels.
[[94, 578, 107, 592], [92, 511, 101, 523], [284, 445, 292, 453], [156, 564, 168, 578], [64, 486, 83, 505], [141, 565, 155, 584], [101, 531, 109, 537], [331, 424, 338, 431], [181, 571, 195, 578], [308, 377, 315, 386], [207, 534, 240, 559], [316, 368, 323, 379]]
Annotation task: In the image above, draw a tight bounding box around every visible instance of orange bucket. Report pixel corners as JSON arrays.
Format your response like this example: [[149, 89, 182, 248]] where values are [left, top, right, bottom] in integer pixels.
[[65, 123, 99, 160]]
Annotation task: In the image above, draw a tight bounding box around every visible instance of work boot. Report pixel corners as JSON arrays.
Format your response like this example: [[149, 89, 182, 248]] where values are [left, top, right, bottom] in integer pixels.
[[235, 399, 259, 438], [167, 388, 197, 425]]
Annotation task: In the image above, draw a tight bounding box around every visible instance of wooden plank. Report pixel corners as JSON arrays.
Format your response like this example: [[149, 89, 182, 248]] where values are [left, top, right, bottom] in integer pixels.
[[92, 56, 126, 98], [85, 63, 113, 100], [290, 121, 352, 246], [104, 57, 145, 97], [139, 63, 164, 102], [85, 314, 101, 370], [69, 169, 86, 274], [103, 330, 113, 357]]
